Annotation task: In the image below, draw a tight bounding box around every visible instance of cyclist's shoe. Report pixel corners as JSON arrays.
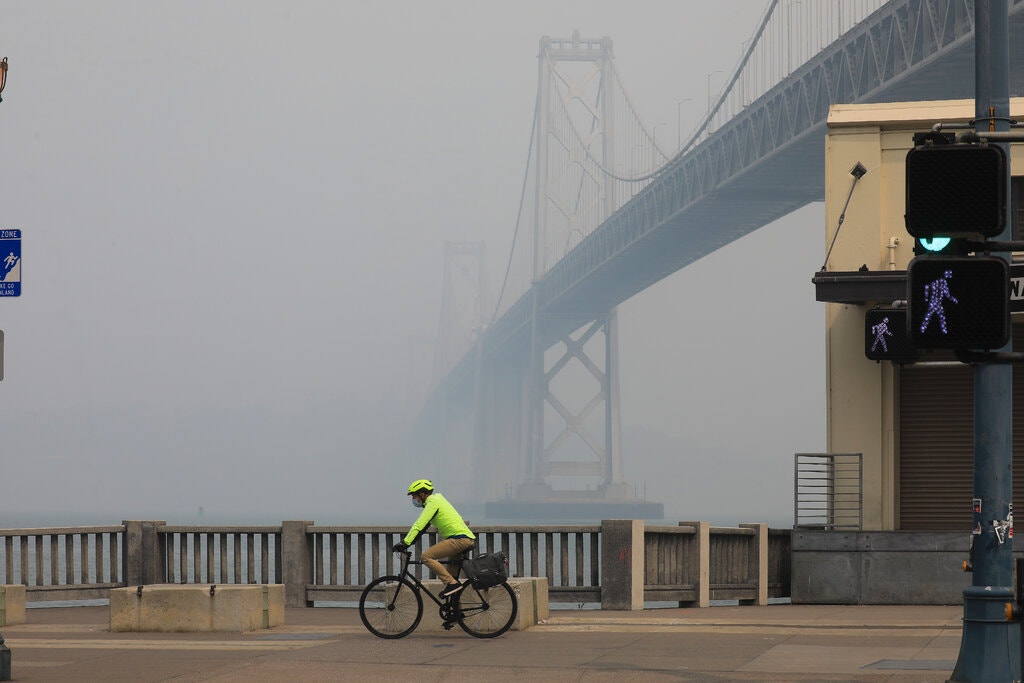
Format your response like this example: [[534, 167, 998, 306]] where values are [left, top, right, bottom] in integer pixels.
[[440, 581, 464, 600]]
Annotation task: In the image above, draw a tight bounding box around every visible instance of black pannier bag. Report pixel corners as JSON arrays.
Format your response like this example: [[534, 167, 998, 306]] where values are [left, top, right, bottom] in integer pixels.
[[462, 551, 508, 588]]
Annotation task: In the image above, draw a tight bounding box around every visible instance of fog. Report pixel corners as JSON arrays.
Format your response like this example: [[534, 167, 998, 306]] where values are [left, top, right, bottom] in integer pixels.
[[0, 1, 824, 529]]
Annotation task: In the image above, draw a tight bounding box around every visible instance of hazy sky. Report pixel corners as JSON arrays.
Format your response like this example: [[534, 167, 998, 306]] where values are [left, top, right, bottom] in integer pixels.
[[0, 1, 824, 527]]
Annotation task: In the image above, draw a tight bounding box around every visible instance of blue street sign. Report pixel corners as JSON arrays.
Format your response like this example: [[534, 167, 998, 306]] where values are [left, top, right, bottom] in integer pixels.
[[1, 229, 21, 297]]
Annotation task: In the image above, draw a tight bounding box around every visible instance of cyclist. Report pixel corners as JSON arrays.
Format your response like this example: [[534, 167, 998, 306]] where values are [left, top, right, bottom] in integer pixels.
[[392, 479, 475, 600]]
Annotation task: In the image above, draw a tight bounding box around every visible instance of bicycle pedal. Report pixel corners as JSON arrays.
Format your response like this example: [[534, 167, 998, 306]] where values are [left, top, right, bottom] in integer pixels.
[[442, 621, 455, 630]]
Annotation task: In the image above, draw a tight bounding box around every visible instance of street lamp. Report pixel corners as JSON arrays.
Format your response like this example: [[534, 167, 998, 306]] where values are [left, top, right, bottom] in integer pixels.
[[676, 98, 692, 147]]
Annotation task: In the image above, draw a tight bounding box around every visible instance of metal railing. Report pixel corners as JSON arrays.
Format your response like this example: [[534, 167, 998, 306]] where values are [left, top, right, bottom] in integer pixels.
[[308, 521, 788, 607], [305, 525, 603, 604], [0, 527, 123, 601], [794, 453, 864, 530], [159, 526, 282, 585], [0, 520, 791, 608]]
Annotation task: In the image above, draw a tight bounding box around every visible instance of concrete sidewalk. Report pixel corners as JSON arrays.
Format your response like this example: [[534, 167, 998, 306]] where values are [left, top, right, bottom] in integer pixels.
[[2, 603, 965, 682]]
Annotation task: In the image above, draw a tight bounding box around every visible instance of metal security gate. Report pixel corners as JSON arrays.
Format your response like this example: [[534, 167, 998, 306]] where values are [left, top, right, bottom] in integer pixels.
[[898, 329, 1024, 530], [898, 363, 973, 531]]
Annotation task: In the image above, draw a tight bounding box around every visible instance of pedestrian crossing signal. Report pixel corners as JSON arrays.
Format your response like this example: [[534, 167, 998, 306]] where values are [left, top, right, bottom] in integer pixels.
[[865, 309, 918, 362], [907, 256, 1009, 349], [905, 143, 1006, 238]]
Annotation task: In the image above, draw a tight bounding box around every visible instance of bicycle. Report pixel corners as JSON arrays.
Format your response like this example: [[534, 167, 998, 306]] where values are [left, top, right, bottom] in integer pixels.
[[358, 548, 518, 639]]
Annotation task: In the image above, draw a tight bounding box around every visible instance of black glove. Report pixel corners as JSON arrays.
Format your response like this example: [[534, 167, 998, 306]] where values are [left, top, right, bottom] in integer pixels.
[[392, 542, 408, 552]]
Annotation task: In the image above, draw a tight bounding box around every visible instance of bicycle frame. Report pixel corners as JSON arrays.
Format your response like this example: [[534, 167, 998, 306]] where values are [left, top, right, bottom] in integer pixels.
[[395, 550, 467, 626]]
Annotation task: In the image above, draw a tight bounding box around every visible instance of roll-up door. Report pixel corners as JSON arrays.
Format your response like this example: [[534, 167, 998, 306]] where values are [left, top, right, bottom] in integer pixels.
[[899, 325, 1024, 530], [898, 363, 972, 530]]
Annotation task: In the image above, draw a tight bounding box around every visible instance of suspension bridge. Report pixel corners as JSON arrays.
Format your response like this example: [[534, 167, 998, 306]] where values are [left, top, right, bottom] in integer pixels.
[[418, 0, 1024, 520]]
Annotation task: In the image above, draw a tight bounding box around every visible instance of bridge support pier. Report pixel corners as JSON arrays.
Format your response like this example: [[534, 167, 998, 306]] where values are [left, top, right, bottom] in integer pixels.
[[502, 305, 660, 517]]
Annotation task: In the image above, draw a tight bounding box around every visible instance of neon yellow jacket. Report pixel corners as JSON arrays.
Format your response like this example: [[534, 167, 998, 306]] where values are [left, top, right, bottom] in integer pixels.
[[403, 492, 475, 546]]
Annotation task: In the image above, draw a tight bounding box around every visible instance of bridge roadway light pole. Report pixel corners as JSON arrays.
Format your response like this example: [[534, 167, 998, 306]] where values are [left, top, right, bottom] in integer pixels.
[[652, 122, 667, 157], [949, 1, 1018, 681], [676, 98, 691, 148], [706, 70, 722, 116]]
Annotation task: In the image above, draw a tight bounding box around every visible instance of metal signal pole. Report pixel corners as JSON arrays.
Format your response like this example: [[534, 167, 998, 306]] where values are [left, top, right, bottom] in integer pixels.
[[949, 1, 1019, 680]]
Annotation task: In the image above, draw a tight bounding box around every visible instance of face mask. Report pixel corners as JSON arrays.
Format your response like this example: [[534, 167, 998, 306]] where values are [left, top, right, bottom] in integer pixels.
[[412, 499, 424, 508]]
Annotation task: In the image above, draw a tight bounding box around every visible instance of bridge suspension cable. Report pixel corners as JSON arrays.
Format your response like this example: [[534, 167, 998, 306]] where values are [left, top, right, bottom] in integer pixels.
[[681, 0, 887, 155], [471, 0, 902, 362], [490, 86, 540, 328]]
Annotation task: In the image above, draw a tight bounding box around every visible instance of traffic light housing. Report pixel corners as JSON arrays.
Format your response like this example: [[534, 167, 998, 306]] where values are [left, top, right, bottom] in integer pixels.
[[906, 256, 1009, 349], [913, 236, 969, 255], [905, 143, 1006, 238], [865, 308, 918, 362]]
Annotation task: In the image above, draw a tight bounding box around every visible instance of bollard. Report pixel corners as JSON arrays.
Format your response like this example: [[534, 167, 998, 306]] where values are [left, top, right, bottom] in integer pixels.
[[0, 632, 10, 681]]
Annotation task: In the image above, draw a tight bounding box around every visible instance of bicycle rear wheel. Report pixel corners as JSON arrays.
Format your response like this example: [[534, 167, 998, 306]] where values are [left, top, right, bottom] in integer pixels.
[[359, 576, 422, 638], [456, 581, 518, 638]]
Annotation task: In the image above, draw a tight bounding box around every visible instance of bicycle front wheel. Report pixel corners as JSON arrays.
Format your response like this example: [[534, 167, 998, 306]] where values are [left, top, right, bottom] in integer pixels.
[[456, 581, 518, 638], [359, 576, 422, 638]]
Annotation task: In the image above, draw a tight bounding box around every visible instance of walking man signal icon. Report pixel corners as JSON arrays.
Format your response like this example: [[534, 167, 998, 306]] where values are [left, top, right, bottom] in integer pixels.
[[919, 269, 957, 335], [870, 316, 893, 353]]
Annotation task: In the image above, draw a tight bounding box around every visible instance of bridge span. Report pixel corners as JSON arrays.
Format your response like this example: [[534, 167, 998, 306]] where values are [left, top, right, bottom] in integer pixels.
[[419, 0, 1024, 515]]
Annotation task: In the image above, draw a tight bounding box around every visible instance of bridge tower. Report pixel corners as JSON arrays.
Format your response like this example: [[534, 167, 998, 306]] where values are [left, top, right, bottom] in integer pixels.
[[431, 241, 487, 494], [493, 33, 657, 518]]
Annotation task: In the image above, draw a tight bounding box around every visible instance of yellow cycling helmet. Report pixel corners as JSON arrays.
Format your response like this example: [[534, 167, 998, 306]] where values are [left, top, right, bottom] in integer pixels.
[[407, 479, 434, 495]]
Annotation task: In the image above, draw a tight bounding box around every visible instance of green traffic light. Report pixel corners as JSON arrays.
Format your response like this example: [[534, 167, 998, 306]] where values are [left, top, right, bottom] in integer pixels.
[[918, 237, 951, 252]]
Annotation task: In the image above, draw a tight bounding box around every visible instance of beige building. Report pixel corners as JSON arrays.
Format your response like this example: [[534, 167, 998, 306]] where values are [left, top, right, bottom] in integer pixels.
[[820, 99, 1024, 532]]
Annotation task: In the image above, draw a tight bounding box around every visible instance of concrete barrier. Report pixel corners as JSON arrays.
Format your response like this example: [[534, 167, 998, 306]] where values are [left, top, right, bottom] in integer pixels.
[[791, 530, 969, 604], [416, 577, 547, 632], [110, 584, 284, 633], [517, 576, 549, 624], [0, 586, 25, 627]]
